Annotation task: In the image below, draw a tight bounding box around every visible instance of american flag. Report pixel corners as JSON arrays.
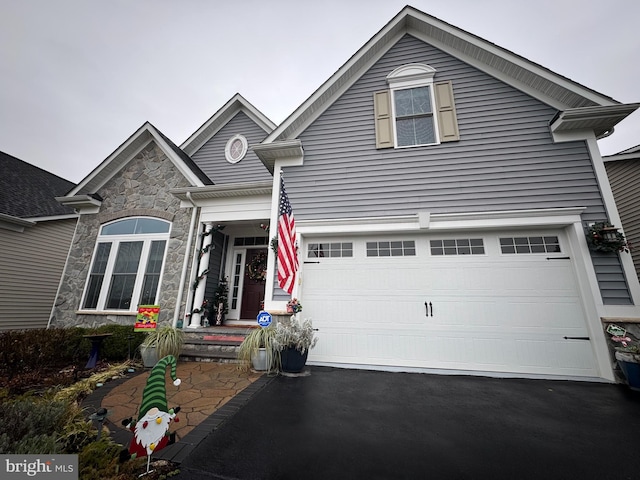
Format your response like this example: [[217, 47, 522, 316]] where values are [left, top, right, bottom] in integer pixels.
[[278, 176, 298, 294]]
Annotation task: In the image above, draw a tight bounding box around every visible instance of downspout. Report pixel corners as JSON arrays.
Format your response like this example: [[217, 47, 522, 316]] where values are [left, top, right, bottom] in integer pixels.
[[173, 191, 199, 328]]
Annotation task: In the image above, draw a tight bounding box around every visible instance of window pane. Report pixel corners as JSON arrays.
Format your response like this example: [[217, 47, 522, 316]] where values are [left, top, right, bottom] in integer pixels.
[[106, 275, 137, 310], [396, 119, 415, 147], [134, 218, 170, 234], [139, 241, 166, 305], [101, 219, 137, 235], [83, 243, 112, 309], [106, 242, 142, 310], [411, 87, 431, 114], [394, 89, 413, 116]]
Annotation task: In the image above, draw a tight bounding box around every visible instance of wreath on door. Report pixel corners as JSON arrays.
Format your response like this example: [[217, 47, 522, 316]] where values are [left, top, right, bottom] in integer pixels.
[[247, 251, 268, 281]]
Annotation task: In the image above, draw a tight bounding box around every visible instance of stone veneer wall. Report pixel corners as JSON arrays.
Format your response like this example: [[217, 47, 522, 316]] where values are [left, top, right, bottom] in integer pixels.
[[50, 143, 196, 328]]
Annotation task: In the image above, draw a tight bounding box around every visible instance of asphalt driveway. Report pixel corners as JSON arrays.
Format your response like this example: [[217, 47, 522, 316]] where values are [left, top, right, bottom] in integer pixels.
[[175, 366, 640, 480]]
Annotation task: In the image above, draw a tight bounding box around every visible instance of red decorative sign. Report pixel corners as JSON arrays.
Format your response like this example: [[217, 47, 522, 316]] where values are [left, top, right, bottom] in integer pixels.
[[134, 305, 160, 332]]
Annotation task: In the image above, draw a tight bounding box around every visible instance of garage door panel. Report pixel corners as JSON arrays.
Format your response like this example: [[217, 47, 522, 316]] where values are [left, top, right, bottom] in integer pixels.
[[303, 231, 598, 378]]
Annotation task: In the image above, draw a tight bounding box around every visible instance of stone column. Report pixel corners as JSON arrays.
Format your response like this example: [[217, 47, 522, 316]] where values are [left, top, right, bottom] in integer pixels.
[[188, 223, 213, 328]]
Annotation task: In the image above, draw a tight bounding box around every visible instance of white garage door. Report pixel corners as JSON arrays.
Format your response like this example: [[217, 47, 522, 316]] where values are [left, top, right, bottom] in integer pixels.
[[302, 231, 598, 378]]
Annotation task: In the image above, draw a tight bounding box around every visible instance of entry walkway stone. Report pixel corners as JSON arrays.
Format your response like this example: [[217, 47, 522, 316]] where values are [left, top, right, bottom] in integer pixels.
[[84, 362, 270, 463]]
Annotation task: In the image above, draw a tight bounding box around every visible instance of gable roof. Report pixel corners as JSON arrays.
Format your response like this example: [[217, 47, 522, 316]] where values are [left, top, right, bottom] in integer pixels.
[[65, 122, 212, 199], [181, 93, 276, 156], [262, 5, 637, 145], [0, 151, 76, 219]]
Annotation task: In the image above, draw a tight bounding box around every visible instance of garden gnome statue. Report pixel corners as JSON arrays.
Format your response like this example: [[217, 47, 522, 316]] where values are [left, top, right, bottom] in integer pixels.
[[122, 355, 181, 472]]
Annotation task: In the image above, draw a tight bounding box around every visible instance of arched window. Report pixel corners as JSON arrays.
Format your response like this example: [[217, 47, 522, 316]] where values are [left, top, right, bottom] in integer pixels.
[[81, 217, 171, 312]]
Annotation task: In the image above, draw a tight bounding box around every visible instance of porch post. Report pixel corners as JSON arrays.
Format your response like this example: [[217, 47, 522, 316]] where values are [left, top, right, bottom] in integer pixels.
[[188, 222, 213, 329]]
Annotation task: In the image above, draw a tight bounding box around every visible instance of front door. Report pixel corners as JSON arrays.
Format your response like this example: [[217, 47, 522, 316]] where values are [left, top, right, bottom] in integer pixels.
[[240, 248, 267, 320]]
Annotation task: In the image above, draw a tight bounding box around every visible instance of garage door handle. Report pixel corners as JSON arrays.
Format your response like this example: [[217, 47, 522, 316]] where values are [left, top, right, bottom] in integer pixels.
[[425, 302, 433, 317], [563, 336, 590, 340], [547, 257, 571, 260]]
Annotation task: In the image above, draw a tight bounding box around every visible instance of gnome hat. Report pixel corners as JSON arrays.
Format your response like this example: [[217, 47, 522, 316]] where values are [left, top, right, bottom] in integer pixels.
[[138, 355, 181, 418]]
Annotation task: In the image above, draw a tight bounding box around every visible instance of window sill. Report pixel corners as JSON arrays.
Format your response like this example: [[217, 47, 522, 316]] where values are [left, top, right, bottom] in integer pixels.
[[76, 310, 137, 316]]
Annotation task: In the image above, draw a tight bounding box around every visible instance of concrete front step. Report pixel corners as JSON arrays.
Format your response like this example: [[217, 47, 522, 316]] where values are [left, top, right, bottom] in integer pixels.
[[180, 326, 256, 363]]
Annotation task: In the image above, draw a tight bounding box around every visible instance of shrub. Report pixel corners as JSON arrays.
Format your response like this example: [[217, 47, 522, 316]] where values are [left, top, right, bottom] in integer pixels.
[[0, 396, 77, 454]]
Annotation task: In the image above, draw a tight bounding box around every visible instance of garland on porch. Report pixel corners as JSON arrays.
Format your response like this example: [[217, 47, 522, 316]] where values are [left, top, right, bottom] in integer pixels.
[[191, 299, 209, 315], [192, 269, 210, 291]]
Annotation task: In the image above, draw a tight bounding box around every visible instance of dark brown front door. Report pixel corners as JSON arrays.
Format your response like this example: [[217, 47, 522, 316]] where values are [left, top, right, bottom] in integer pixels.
[[240, 249, 267, 320]]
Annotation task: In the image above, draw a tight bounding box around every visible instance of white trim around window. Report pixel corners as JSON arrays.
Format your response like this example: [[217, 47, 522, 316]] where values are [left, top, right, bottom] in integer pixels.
[[79, 217, 171, 313]]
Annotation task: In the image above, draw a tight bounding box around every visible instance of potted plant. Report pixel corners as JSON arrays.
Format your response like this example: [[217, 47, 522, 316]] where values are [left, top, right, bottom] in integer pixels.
[[237, 326, 279, 372], [286, 298, 303, 315], [140, 325, 185, 368], [273, 316, 318, 373], [607, 325, 640, 391]]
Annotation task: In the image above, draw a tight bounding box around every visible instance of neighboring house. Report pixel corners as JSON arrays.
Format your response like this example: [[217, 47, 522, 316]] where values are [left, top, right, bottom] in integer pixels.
[[604, 145, 640, 281], [50, 7, 640, 383], [0, 151, 77, 330]]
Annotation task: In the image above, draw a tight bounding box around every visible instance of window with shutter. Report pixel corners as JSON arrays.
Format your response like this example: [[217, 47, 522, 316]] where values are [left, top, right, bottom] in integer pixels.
[[374, 63, 460, 148]]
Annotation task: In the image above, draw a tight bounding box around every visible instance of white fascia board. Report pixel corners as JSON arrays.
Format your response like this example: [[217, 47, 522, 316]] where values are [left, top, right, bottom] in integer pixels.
[[262, 21, 405, 143], [55, 194, 102, 214], [253, 140, 305, 172], [181, 94, 276, 155], [603, 152, 640, 163], [24, 214, 79, 222], [0, 213, 36, 227], [69, 123, 205, 196], [297, 208, 587, 236], [67, 123, 154, 196]]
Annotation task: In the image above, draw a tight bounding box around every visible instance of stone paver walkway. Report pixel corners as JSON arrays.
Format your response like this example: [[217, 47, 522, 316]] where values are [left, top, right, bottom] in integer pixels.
[[101, 362, 262, 440]]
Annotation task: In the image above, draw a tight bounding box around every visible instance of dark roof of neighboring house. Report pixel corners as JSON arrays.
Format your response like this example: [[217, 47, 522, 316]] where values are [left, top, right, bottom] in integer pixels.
[[0, 151, 76, 218], [152, 125, 213, 185]]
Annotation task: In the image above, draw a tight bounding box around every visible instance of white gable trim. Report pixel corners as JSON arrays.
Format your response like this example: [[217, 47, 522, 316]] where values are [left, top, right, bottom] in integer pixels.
[[181, 93, 276, 156], [263, 6, 627, 144], [67, 123, 207, 197]]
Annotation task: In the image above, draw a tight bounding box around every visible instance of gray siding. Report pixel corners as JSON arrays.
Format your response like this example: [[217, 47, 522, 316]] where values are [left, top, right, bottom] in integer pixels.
[[191, 111, 272, 184], [606, 159, 640, 281], [290, 35, 605, 220], [287, 34, 629, 304], [0, 218, 76, 330]]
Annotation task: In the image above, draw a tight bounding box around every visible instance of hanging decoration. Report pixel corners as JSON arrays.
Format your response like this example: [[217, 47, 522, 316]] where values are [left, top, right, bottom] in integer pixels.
[[586, 222, 630, 254], [247, 251, 268, 281]]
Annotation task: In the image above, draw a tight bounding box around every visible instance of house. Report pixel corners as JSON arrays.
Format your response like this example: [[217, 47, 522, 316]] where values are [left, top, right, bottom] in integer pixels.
[[0, 151, 77, 330], [50, 6, 640, 382], [604, 145, 640, 281]]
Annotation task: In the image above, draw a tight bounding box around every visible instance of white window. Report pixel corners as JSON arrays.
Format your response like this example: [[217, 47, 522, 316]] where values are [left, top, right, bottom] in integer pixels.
[[82, 217, 170, 311], [430, 239, 485, 256], [366, 240, 416, 257], [499, 236, 561, 254], [394, 86, 436, 146], [374, 63, 460, 149], [307, 242, 353, 258]]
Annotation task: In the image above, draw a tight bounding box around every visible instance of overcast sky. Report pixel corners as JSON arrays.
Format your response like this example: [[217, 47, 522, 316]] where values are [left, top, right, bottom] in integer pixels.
[[1, 0, 638, 183]]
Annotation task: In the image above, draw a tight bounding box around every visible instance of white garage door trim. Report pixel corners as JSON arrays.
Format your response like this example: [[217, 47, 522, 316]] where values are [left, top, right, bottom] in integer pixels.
[[300, 228, 605, 380]]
